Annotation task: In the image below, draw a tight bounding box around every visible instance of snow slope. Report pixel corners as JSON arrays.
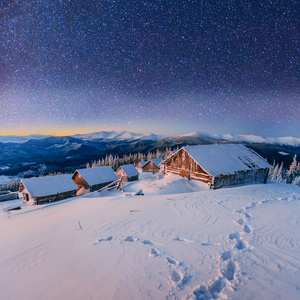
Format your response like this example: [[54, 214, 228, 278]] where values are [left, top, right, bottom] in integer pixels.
[[0, 174, 300, 300]]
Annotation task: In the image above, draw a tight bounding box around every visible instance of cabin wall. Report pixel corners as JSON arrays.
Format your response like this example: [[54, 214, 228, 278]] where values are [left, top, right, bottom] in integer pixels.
[[117, 170, 138, 182], [127, 175, 138, 182], [163, 149, 211, 183], [72, 172, 89, 189], [35, 190, 76, 205], [165, 149, 207, 173], [134, 162, 144, 168], [142, 162, 160, 173], [90, 181, 115, 192], [0, 192, 18, 202], [116, 168, 125, 180], [20, 186, 35, 201], [212, 168, 270, 189]]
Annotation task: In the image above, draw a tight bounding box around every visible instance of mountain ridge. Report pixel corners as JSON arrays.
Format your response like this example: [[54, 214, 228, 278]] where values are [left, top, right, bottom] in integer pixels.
[[1, 130, 299, 146]]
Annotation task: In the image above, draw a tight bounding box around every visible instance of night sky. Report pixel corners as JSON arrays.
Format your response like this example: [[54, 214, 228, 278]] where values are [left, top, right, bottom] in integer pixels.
[[1, 0, 299, 137]]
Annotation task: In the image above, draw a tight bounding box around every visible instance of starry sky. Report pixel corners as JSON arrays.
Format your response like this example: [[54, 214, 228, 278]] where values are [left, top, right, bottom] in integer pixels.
[[1, 0, 299, 137]]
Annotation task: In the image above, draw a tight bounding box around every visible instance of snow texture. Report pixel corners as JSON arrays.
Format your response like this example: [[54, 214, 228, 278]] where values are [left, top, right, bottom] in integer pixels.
[[74, 166, 119, 186], [118, 164, 139, 177], [1, 174, 300, 300], [21, 174, 78, 197], [182, 144, 271, 176]]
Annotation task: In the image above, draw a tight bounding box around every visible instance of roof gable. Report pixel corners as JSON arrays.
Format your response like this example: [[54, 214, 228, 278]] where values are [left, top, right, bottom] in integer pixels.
[[119, 164, 139, 177], [150, 158, 163, 167], [74, 166, 119, 186], [21, 174, 78, 197]]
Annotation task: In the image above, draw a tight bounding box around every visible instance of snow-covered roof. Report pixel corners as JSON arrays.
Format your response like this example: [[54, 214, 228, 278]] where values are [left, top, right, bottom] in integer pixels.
[[21, 174, 78, 197], [163, 144, 271, 176], [74, 166, 119, 186], [150, 158, 163, 167], [136, 161, 148, 167], [119, 164, 139, 177]]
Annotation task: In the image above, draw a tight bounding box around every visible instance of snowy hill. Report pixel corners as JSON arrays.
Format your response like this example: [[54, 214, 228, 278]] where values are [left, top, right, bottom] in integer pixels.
[[1, 173, 300, 300]]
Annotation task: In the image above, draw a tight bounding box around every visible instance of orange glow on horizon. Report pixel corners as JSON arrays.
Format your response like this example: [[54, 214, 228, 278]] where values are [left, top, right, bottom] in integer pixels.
[[0, 125, 152, 137], [0, 127, 110, 137]]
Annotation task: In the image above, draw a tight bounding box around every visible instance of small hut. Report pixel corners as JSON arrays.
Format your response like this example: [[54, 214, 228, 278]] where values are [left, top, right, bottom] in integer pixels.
[[116, 164, 139, 182], [134, 161, 148, 168], [19, 174, 78, 204], [161, 144, 271, 189], [142, 158, 163, 173], [72, 166, 119, 192]]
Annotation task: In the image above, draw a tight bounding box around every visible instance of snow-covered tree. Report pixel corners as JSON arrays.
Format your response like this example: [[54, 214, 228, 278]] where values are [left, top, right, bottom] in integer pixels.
[[286, 155, 298, 184]]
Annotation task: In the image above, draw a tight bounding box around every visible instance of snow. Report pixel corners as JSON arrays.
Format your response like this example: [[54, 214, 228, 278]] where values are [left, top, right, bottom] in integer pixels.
[[180, 144, 271, 176], [74, 166, 119, 186], [21, 174, 78, 197], [118, 164, 139, 177], [1, 174, 300, 300], [278, 151, 290, 156]]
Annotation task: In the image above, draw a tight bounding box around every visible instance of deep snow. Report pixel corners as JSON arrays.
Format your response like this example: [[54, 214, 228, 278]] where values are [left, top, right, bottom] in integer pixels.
[[0, 173, 300, 300]]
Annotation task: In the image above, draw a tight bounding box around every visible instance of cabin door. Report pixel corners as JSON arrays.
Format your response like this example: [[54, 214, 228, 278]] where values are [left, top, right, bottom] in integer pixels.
[[24, 193, 29, 201]]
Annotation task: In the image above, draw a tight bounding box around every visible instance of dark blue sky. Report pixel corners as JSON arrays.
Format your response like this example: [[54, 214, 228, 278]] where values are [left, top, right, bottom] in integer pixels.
[[1, 0, 299, 137]]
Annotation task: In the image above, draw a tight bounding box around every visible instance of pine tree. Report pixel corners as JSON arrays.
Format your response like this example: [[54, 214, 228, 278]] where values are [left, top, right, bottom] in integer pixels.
[[287, 155, 298, 184]]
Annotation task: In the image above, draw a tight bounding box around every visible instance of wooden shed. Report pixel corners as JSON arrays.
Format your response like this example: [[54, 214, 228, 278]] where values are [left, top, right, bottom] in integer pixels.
[[142, 158, 163, 173], [134, 161, 148, 168], [72, 166, 119, 192], [19, 174, 78, 204], [116, 164, 139, 182], [161, 144, 272, 189]]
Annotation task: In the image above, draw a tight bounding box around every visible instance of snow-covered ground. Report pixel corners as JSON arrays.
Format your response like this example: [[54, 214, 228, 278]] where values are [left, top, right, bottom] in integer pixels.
[[0, 173, 300, 300]]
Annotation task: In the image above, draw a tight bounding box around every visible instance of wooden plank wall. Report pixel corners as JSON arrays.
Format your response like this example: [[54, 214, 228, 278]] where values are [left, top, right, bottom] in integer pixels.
[[164, 149, 212, 184]]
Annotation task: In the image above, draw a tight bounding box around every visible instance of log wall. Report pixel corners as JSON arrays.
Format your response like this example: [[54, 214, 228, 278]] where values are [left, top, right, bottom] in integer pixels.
[[35, 190, 76, 205], [212, 168, 269, 189], [142, 161, 160, 173], [116, 169, 138, 182], [72, 172, 89, 189]]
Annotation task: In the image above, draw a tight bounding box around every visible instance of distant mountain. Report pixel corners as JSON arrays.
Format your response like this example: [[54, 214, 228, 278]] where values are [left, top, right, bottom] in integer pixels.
[[0, 130, 300, 179], [181, 132, 300, 147], [0, 134, 52, 143], [71, 131, 165, 141]]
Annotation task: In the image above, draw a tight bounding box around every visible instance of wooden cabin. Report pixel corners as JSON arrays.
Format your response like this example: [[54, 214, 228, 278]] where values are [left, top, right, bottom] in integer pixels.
[[72, 166, 119, 192], [19, 174, 78, 204], [116, 164, 139, 182], [161, 144, 272, 189], [134, 161, 148, 168], [142, 158, 163, 173]]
